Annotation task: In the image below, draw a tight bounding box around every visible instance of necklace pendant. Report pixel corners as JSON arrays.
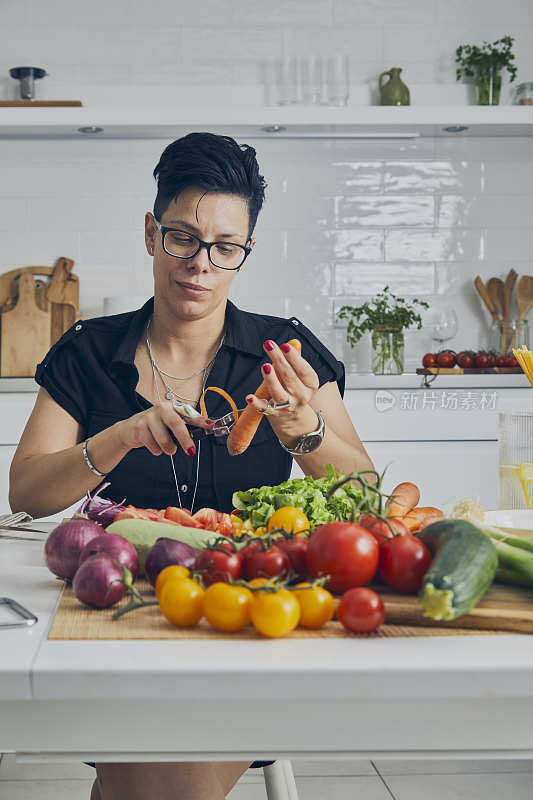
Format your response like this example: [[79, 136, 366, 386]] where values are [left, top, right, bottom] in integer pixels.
[[165, 390, 174, 400]]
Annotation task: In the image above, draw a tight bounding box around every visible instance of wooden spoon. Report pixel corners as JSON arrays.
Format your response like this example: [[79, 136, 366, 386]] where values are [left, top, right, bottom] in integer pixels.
[[510, 275, 533, 350], [474, 276, 500, 325], [487, 277, 505, 322], [501, 268, 518, 353]]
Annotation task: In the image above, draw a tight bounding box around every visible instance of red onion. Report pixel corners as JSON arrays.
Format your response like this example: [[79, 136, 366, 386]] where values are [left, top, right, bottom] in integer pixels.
[[77, 482, 126, 528], [145, 537, 197, 587], [44, 518, 104, 580], [73, 553, 131, 609], [78, 533, 139, 581]]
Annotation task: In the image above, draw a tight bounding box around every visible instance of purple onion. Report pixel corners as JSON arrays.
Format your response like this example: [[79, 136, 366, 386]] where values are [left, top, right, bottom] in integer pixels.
[[73, 553, 129, 609], [145, 537, 197, 587], [78, 533, 139, 581], [44, 518, 105, 580], [77, 482, 126, 528]]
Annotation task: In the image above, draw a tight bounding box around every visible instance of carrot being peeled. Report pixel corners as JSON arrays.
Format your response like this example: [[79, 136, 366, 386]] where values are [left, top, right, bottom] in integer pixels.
[[386, 481, 420, 518], [226, 338, 301, 456]]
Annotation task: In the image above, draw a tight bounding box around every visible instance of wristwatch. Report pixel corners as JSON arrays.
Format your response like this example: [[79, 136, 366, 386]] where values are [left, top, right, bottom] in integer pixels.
[[279, 410, 325, 456]]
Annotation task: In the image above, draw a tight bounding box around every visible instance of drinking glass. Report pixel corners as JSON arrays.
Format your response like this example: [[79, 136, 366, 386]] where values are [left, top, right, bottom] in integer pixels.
[[499, 412, 533, 508], [275, 57, 299, 105], [428, 307, 458, 345], [326, 55, 349, 106]]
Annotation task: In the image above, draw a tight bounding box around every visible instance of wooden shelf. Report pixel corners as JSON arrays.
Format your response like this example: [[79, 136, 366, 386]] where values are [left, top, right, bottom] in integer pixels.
[[0, 104, 531, 139], [0, 101, 82, 107]]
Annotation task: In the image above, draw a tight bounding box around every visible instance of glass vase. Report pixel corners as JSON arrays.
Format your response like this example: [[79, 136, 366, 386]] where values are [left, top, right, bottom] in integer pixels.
[[371, 328, 404, 375], [475, 68, 502, 105]]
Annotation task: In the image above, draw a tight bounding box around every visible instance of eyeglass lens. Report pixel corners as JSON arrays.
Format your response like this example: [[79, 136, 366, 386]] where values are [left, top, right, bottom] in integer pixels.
[[164, 231, 245, 269]]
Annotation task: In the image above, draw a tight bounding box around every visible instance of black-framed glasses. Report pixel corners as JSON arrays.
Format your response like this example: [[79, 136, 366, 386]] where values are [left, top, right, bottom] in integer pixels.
[[153, 219, 251, 270]]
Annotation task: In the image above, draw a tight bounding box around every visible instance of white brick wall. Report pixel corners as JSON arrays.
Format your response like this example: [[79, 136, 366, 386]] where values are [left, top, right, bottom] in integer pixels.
[[1, 0, 533, 371]]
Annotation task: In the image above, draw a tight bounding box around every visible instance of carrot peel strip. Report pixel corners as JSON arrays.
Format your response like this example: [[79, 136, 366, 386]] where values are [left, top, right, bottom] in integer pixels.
[[199, 386, 239, 422]]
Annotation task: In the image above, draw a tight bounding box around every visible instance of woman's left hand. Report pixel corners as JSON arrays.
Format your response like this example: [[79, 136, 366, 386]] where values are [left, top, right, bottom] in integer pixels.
[[245, 339, 320, 421]]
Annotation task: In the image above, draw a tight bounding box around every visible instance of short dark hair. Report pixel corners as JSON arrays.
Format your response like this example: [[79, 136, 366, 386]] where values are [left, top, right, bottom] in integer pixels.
[[153, 132, 267, 241]]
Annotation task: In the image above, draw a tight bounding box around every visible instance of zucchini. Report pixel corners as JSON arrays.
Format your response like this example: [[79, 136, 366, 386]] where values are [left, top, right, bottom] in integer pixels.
[[417, 519, 498, 621], [106, 519, 233, 576]]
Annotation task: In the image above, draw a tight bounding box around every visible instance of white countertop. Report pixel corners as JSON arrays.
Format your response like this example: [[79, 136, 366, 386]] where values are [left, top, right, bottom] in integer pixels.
[[3, 534, 533, 760], [2, 537, 533, 704]]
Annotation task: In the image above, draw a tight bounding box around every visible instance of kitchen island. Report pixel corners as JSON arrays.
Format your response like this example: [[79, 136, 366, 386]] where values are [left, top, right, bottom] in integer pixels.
[[2, 535, 533, 768]]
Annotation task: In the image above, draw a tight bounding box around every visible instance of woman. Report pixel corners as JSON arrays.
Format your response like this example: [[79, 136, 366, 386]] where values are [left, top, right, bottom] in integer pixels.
[[10, 132, 374, 800]]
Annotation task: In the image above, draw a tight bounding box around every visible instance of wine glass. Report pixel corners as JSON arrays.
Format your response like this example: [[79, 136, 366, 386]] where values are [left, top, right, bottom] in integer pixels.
[[428, 307, 458, 346]]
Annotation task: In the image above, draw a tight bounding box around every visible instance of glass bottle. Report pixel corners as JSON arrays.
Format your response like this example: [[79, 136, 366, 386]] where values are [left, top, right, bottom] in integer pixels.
[[371, 327, 404, 375]]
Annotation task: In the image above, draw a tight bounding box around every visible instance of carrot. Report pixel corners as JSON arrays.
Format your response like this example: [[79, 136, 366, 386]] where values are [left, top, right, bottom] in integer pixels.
[[403, 506, 444, 533], [226, 338, 301, 456], [386, 482, 420, 517]]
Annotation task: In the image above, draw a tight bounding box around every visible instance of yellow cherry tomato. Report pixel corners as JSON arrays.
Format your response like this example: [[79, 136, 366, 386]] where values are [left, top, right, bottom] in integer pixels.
[[158, 578, 204, 627], [155, 565, 190, 598], [251, 588, 300, 638], [267, 507, 310, 536], [291, 582, 335, 629], [248, 577, 270, 589], [253, 526, 268, 537], [203, 583, 253, 632]]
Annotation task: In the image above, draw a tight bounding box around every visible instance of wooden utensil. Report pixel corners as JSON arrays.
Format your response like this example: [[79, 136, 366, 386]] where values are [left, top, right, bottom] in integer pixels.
[[501, 268, 519, 353], [46, 257, 79, 344], [486, 277, 505, 322], [0, 271, 51, 376], [474, 276, 501, 325], [510, 275, 533, 350]]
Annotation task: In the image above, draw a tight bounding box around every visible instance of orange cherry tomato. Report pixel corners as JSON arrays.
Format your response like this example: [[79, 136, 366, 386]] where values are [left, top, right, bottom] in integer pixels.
[[291, 582, 335, 629], [158, 578, 204, 627], [203, 583, 253, 632], [155, 565, 190, 599]]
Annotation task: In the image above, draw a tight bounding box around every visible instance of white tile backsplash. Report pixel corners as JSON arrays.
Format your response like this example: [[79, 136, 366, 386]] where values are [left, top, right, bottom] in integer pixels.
[[2, 0, 533, 366]]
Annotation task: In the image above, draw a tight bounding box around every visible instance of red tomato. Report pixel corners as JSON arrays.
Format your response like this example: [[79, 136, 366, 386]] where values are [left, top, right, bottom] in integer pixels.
[[496, 355, 508, 367], [379, 533, 432, 593], [307, 522, 379, 593], [244, 545, 291, 581], [456, 351, 474, 369], [475, 352, 490, 368], [276, 536, 310, 581], [164, 506, 201, 527], [195, 547, 242, 586], [486, 352, 497, 367], [358, 515, 409, 543], [422, 353, 437, 368], [436, 351, 456, 368], [504, 354, 519, 368], [337, 587, 385, 633]]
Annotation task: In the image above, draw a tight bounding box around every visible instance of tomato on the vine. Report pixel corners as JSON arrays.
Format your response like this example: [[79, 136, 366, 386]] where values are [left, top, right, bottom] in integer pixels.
[[276, 535, 310, 581], [291, 582, 335, 629], [436, 351, 456, 368], [203, 583, 252, 631], [155, 565, 190, 598], [267, 506, 310, 536], [422, 353, 437, 368], [250, 587, 300, 638], [475, 352, 490, 368], [337, 587, 385, 633], [456, 351, 474, 369], [307, 521, 379, 592], [158, 578, 204, 627], [358, 514, 409, 544], [195, 546, 242, 586], [243, 544, 291, 581], [378, 532, 432, 593]]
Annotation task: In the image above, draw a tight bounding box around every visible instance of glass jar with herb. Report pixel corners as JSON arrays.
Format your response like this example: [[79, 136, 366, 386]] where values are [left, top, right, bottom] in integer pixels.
[[455, 35, 517, 106], [337, 286, 429, 376]]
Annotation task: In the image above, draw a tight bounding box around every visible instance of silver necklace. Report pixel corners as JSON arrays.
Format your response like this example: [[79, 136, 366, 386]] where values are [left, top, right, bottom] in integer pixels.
[[151, 356, 203, 513], [146, 316, 223, 382], [146, 316, 224, 513]]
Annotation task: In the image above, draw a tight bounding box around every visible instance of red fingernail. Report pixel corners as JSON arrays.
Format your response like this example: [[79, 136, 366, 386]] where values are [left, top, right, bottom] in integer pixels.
[[187, 445, 196, 456], [281, 343, 291, 353], [246, 396, 254, 403], [206, 419, 215, 425], [264, 339, 275, 351], [262, 363, 271, 374]]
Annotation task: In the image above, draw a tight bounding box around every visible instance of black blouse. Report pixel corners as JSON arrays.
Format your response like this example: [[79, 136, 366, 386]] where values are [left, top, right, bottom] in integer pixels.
[[35, 298, 345, 513]]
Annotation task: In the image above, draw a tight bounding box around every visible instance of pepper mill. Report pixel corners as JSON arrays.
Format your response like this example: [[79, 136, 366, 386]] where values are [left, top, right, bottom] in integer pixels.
[[378, 67, 410, 106]]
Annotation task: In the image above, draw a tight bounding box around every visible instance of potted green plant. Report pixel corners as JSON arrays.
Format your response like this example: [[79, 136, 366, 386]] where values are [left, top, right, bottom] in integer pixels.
[[455, 35, 517, 105], [337, 287, 429, 375]]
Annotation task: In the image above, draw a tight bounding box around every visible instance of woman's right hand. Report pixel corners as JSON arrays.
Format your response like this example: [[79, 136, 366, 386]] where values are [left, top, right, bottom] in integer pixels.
[[115, 403, 215, 457]]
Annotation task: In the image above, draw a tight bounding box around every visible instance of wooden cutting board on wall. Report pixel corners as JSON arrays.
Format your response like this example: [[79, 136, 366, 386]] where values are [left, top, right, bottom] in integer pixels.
[[0, 258, 80, 377], [0, 271, 51, 377]]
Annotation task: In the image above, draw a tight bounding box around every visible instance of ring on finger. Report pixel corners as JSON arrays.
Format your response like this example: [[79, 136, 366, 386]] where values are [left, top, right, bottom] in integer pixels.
[[261, 398, 293, 416]]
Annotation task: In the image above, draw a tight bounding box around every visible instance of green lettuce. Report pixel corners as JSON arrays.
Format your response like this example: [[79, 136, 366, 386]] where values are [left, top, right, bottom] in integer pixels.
[[232, 463, 373, 529]]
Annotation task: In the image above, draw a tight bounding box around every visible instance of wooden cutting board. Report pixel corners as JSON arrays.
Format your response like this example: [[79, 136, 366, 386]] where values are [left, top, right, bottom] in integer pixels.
[[380, 582, 533, 634], [0, 271, 51, 377]]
